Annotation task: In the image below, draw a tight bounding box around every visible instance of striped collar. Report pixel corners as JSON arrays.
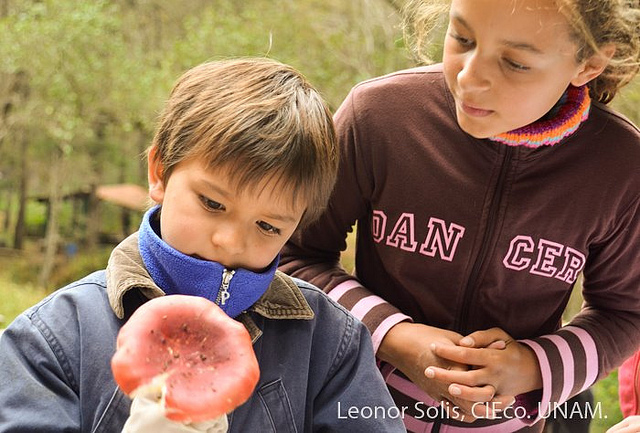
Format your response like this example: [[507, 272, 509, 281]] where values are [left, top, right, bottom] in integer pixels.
[[489, 85, 590, 148]]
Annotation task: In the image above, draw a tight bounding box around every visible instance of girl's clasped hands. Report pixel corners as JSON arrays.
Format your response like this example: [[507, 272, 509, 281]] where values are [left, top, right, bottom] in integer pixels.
[[425, 327, 541, 423]]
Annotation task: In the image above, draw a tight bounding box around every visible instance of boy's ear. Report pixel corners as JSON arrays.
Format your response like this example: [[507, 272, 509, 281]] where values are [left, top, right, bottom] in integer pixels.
[[147, 146, 166, 204], [571, 44, 616, 87]]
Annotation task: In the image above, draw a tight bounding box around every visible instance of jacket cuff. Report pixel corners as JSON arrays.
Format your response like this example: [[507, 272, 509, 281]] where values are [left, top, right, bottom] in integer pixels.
[[518, 325, 599, 424], [328, 280, 412, 353]]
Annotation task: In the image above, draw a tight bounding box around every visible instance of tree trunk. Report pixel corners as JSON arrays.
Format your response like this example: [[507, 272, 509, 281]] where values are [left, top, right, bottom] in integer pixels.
[[9, 70, 30, 250], [13, 129, 27, 250], [135, 122, 148, 185], [0, 0, 8, 19], [1, 186, 12, 245], [38, 148, 63, 288], [383, 0, 403, 13], [85, 183, 100, 249]]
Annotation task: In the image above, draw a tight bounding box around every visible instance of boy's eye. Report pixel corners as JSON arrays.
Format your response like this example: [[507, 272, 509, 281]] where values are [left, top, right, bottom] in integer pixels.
[[257, 221, 281, 236], [199, 195, 225, 211]]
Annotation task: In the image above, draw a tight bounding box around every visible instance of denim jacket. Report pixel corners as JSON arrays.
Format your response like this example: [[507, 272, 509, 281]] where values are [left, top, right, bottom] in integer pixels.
[[0, 234, 405, 432]]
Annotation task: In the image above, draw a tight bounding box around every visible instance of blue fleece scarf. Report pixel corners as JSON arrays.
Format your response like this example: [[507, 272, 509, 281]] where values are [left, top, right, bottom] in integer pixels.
[[138, 205, 277, 318]]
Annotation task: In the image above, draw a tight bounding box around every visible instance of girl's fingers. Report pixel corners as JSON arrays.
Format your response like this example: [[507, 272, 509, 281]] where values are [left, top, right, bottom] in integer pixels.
[[425, 365, 484, 387], [448, 382, 496, 402], [486, 340, 507, 350], [459, 328, 510, 348], [431, 342, 487, 365], [491, 394, 516, 408]]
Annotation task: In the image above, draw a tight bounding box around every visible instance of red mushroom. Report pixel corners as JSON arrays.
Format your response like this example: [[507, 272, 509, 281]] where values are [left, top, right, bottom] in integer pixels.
[[111, 294, 260, 423]]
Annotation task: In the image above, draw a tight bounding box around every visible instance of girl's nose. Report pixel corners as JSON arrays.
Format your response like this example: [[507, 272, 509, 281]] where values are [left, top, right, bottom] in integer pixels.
[[457, 52, 491, 93]]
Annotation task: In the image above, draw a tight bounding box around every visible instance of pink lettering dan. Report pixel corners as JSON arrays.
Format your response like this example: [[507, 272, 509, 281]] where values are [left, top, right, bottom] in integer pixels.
[[373, 210, 465, 261]]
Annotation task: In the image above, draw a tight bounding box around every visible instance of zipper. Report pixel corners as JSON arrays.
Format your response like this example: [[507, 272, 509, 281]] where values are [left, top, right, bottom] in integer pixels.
[[455, 146, 514, 334], [215, 269, 236, 306], [432, 418, 441, 432]]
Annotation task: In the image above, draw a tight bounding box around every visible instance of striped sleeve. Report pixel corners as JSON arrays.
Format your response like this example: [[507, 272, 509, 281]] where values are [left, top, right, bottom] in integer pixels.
[[515, 196, 640, 425], [328, 279, 412, 352], [516, 326, 599, 424]]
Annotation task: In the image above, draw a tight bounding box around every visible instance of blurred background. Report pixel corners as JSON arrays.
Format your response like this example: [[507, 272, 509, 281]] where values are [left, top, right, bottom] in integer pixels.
[[0, 0, 412, 291], [0, 1, 638, 430]]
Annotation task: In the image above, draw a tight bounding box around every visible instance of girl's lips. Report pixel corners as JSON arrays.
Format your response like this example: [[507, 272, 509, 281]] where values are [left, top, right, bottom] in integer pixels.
[[461, 102, 493, 117]]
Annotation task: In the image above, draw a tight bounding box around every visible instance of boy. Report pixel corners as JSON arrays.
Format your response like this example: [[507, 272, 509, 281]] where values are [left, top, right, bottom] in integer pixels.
[[0, 58, 405, 432]]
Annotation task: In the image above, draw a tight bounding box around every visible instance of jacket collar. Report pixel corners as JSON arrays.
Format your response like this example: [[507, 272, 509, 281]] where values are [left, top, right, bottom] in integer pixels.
[[106, 233, 314, 341]]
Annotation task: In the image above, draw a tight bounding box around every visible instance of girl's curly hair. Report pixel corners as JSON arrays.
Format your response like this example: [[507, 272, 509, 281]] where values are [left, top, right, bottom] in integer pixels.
[[402, 0, 640, 104]]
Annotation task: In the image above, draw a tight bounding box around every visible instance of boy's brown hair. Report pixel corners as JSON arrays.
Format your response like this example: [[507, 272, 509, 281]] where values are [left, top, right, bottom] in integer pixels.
[[150, 58, 338, 226]]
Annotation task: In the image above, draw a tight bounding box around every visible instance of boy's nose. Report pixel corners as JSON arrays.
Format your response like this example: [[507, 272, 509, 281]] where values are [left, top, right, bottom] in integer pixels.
[[210, 224, 246, 257]]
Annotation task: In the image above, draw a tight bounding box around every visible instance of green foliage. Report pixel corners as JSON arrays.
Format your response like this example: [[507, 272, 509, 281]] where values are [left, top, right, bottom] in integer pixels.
[[23, 200, 47, 235], [0, 0, 412, 219], [613, 78, 640, 126], [592, 370, 624, 432], [0, 0, 414, 263]]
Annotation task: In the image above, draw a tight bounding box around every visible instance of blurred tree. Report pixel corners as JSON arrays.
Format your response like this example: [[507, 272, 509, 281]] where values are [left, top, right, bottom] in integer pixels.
[[0, 71, 31, 250], [0, 0, 410, 286], [613, 79, 640, 126], [1, 0, 638, 285], [0, 0, 163, 258]]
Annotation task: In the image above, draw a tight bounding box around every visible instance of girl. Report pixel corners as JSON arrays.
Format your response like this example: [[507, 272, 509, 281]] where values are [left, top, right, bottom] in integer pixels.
[[281, 0, 640, 431]]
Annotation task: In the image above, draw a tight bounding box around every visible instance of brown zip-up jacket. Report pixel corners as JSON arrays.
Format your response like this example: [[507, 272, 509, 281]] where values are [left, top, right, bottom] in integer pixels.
[[281, 64, 640, 431]]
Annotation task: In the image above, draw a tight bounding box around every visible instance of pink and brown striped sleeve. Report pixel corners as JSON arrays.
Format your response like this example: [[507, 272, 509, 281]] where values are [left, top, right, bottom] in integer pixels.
[[517, 325, 599, 424], [328, 279, 412, 352]]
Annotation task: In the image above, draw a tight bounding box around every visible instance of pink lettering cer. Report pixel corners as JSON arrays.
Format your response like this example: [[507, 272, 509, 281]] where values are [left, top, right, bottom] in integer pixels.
[[503, 236, 585, 283]]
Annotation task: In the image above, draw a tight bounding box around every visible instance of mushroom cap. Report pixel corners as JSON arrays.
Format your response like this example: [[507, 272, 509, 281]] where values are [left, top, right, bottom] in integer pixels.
[[111, 294, 260, 422]]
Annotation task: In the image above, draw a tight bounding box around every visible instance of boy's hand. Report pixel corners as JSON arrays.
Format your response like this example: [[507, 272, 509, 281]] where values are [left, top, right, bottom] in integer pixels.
[[123, 394, 228, 433], [378, 322, 497, 422], [426, 328, 542, 407]]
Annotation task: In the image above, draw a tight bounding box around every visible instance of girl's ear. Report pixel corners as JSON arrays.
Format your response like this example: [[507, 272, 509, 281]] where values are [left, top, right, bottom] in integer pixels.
[[147, 146, 166, 204], [571, 44, 616, 87]]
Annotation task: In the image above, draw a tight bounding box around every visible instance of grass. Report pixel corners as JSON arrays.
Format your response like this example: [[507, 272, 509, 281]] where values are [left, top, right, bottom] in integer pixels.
[[0, 249, 49, 327], [0, 241, 112, 327], [0, 277, 48, 328]]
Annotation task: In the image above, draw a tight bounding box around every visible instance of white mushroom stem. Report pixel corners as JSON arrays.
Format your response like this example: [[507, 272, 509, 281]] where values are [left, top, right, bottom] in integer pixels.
[[122, 380, 229, 433]]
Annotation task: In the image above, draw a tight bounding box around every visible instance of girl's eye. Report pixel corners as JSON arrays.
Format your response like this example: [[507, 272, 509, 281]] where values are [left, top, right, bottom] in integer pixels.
[[199, 195, 225, 211], [449, 32, 474, 48], [257, 221, 281, 236], [504, 58, 530, 72]]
